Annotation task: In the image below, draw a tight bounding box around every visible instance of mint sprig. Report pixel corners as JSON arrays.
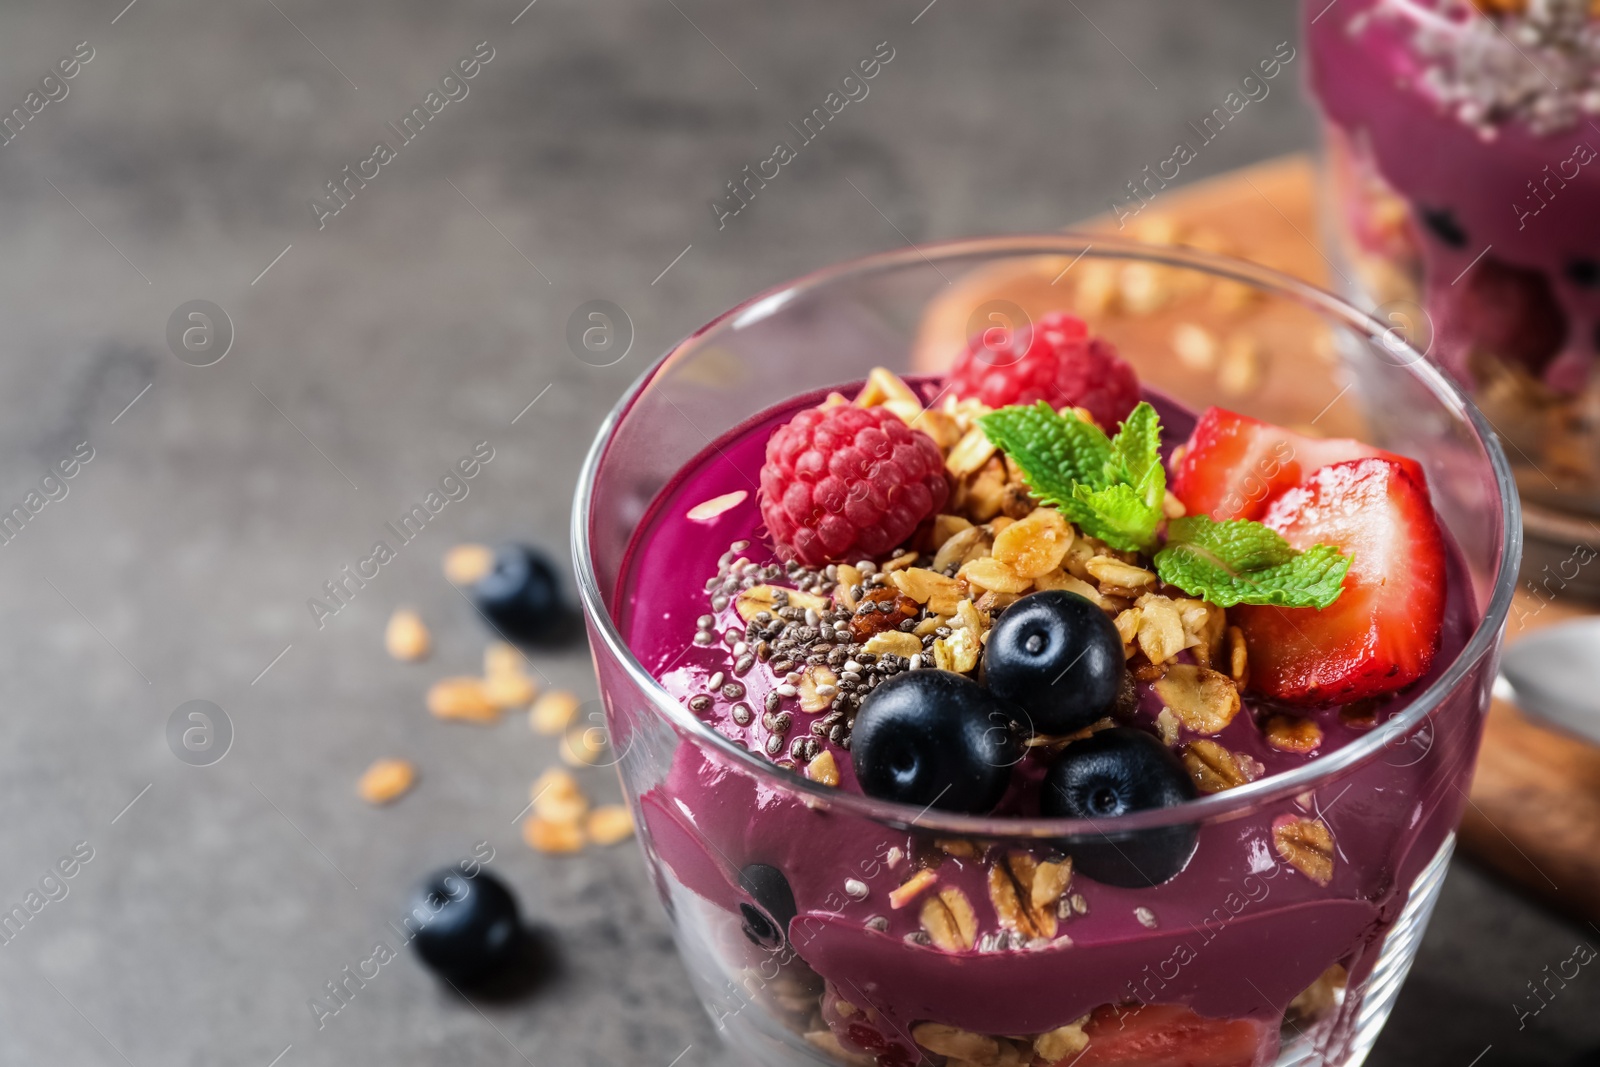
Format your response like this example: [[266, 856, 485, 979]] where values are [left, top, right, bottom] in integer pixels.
[[1153, 516, 1350, 609], [975, 402, 1351, 609], [977, 401, 1164, 552]]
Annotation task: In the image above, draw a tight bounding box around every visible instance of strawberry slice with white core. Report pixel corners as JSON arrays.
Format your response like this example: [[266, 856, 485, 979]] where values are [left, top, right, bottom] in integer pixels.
[[1052, 1004, 1277, 1067], [1171, 407, 1426, 522], [1232, 458, 1446, 706]]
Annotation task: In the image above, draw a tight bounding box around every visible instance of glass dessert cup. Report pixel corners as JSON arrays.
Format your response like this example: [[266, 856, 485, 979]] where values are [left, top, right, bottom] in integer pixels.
[[1306, 0, 1600, 584], [574, 236, 1519, 1067]]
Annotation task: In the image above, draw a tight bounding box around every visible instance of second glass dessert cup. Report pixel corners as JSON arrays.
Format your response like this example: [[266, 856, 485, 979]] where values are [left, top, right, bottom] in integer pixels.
[[1306, 0, 1600, 588], [574, 236, 1520, 1067]]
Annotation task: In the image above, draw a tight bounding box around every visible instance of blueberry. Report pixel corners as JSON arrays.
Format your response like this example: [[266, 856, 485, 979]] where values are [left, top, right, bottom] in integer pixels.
[[1040, 727, 1198, 887], [1420, 206, 1467, 248], [738, 863, 796, 948], [1567, 258, 1600, 288], [850, 670, 1019, 814], [409, 868, 523, 986], [471, 544, 565, 645], [983, 590, 1125, 736]]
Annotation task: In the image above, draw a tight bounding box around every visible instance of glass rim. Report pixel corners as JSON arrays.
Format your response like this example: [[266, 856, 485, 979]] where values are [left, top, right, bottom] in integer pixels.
[[571, 233, 1522, 837]]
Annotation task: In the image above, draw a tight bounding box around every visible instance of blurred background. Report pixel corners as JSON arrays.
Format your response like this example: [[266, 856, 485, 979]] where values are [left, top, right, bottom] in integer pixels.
[[0, 1, 1594, 1064]]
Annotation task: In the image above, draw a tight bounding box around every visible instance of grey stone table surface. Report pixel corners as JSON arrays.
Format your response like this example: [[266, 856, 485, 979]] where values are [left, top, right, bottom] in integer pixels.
[[0, 1, 1594, 1065]]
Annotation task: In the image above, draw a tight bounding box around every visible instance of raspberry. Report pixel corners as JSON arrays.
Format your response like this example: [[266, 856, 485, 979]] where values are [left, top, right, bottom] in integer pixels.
[[759, 405, 949, 567], [1453, 254, 1567, 377], [947, 310, 1140, 429]]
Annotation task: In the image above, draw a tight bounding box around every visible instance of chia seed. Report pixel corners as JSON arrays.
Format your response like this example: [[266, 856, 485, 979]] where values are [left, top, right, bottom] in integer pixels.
[[765, 692, 781, 714], [688, 695, 712, 713], [707, 671, 725, 691], [711, 596, 729, 612], [866, 915, 889, 933], [734, 655, 755, 676], [693, 632, 714, 646], [721, 681, 746, 701], [775, 684, 798, 698], [731, 702, 753, 726], [765, 735, 784, 757], [844, 878, 869, 900]]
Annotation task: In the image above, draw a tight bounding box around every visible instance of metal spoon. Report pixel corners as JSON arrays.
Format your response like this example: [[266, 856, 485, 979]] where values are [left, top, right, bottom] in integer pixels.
[[1495, 617, 1600, 747]]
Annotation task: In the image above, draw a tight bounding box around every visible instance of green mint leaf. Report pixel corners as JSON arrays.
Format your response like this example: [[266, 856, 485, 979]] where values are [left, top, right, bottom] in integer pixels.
[[1107, 401, 1166, 517], [978, 401, 1166, 553], [976, 401, 1113, 499], [1154, 515, 1351, 608], [1071, 481, 1164, 553]]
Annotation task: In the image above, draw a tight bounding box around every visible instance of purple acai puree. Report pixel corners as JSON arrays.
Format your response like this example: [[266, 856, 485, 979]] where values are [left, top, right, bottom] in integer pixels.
[[1307, 0, 1600, 393], [612, 382, 1483, 1050]]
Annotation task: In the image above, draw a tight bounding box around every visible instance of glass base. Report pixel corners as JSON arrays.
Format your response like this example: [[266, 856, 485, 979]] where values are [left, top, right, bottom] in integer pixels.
[[668, 836, 1458, 1067], [1278, 834, 1454, 1067]]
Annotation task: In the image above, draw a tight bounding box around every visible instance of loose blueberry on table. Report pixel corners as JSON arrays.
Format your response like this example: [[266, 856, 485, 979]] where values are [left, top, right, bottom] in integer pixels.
[[408, 868, 524, 987], [469, 543, 566, 645], [649, 311, 1452, 1067]]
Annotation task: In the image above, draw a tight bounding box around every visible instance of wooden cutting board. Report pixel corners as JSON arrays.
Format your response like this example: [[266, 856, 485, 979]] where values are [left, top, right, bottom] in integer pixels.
[[911, 154, 1600, 923]]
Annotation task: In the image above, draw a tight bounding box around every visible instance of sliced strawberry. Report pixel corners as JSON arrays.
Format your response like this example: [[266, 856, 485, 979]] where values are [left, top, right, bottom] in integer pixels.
[[1232, 458, 1446, 705], [1042, 1004, 1275, 1067], [1170, 407, 1425, 522]]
